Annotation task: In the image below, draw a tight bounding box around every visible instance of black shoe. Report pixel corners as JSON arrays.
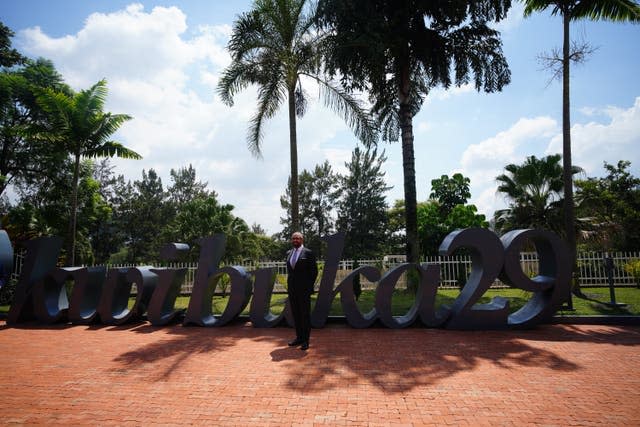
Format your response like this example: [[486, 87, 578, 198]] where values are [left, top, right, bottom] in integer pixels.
[[300, 342, 309, 350], [288, 339, 303, 346]]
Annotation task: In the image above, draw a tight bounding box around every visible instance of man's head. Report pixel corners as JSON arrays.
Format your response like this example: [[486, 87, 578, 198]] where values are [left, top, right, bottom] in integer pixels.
[[291, 232, 304, 248]]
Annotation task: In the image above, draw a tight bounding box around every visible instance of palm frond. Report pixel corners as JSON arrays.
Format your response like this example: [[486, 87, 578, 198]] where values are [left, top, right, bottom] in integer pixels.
[[572, 0, 640, 21], [229, 9, 281, 61], [313, 76, 379, 147], [523, 0, 640, 21], [34, 86, 75, 131], [248, 75, 287, 157], [87, 113, 132, 149], [85, 141, 142, 160], [523, 0, 558, 17], [217, 62, 255, 106]]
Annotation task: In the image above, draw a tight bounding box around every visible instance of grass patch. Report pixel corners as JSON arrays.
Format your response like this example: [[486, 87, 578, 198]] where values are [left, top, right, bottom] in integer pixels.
[[557, 287, 640, 316], [2, 287, 639, 318]]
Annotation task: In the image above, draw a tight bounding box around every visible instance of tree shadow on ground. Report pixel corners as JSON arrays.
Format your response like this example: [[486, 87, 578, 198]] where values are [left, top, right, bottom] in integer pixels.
[[575, 293, 633, 315], [270, 326, 585, 393], [110, 320, 291, 380], [107, 320, 640, 392], [274, 324, 640, 393]]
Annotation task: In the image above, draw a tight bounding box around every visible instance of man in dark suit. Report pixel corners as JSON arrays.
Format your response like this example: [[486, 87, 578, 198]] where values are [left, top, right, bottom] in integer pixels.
[[286, 232, 318, 350]]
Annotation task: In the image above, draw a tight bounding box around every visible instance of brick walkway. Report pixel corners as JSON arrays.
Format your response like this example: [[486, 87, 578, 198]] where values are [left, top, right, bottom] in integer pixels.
[[1, 321, 639, 426]]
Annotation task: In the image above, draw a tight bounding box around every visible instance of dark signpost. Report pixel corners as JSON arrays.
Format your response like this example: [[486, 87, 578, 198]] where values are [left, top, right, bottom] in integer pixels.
[[3, 228, 571, 330], [603, 254, 627, 308]]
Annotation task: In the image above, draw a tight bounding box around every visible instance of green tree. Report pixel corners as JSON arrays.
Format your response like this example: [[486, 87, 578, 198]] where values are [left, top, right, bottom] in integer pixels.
[[124, 169, 171, 264], [576, 160, 640, 251], [336, 146, 391, 260], [168, 164, 211, 208], [419, 173, 488, 256], [279, 162, 339, 255], [430, 173, 472, 216], [240, 231, 284, 262], [6, 159, 109, 264], [0, 22, 26, 67], [35, 79, 141, 265], [167, 195, 250, 263], [308, 161, 339, 255], [88, 159, 131, 264], [522, 0, 640, 277], [446, 205, 489, 230], [1, 58, 69, 195], [217, 0, 377, 231], [279, 170, 315, 240], [494, 154, 582, 234], [386, 199, 407, 255], [317, 0, 512, 266]]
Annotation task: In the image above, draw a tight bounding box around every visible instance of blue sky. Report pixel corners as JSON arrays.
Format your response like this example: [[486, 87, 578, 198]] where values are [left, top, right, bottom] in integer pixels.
[[2, 1, 639, 235]]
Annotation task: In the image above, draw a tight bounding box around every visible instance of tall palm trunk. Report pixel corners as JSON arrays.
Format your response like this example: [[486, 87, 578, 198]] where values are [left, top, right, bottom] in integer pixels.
[[0, 141, 11, 196], [562, 10, 578, 292], [288, 83, 300, 231], [398, 57, 419, 267], [67, 151, 81, 266]]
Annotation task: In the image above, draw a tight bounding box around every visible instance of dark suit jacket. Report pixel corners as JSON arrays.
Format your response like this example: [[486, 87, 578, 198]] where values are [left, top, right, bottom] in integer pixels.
[[286, 247, 318, 295]]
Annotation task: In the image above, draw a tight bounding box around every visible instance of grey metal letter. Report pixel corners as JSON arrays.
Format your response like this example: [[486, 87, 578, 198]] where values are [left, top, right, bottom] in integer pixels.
[[63, 266, 107, 324], [7, 236, 62, 325], [97, 268, 131, 324], [184, 235, 226, 326], [147, 243, 190, 326], [500, 229, 571, 327], [0, 230, 13, 287], [184, 235, 252, 326], [336, 266, 380, 328], [97, 267, 157, 325], [310, 232, 345, 328], [417, 263, 450, 328], [249, 267, 293, 328], [439, 228, 509, 330]]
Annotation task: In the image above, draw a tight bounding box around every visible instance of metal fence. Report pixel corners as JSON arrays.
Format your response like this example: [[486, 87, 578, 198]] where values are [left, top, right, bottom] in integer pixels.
[[100, 251, 640, 294], [8, 250, 640, 295]]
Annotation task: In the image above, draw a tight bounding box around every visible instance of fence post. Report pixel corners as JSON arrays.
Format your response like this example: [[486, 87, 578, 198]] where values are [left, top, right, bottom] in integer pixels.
[[604, 254, 627, 308]]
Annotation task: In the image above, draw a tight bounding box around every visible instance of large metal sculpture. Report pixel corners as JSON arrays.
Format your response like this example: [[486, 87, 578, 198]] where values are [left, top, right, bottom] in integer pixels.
[[183, 235, 252, 327], [147, 243, 190, 326], [58, 266, 106, 324], [249, 267, 293, 327], [0, 230, 13, 291], [7, 236, 62, 324], [501, 229, 570, 327], [4, 228, 571, 329], [439, 228, 510, 329]]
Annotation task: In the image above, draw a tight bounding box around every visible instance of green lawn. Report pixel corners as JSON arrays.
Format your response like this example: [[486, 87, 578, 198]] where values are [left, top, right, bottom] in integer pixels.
[[3, 287, 638, 318]]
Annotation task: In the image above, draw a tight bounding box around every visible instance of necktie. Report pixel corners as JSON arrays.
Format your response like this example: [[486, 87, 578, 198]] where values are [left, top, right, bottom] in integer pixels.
[[291, 249, 299, 266]]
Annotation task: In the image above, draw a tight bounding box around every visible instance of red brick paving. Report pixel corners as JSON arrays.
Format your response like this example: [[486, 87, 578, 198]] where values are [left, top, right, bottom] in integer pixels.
[[1, 321, 639, 426]]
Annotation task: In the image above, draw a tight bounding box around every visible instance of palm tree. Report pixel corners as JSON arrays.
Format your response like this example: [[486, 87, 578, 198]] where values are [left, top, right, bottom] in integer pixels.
[[217, 0, 376, 231], [316, 0, 512, 269], [522, 0, 640, 275], [36, 79, 141, 265], [494, 154, 582, 233]]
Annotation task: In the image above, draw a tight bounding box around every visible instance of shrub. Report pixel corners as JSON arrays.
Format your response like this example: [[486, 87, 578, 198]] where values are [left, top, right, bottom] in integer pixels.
[[624, 259, 640, 288]]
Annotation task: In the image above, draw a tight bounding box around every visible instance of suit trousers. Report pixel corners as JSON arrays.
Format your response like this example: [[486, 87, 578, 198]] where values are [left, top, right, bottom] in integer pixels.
[[288, 287, 311, 342]]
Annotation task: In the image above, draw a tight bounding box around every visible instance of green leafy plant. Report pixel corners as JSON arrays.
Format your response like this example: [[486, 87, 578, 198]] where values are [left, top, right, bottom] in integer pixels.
[[624, 259, 640, 288]]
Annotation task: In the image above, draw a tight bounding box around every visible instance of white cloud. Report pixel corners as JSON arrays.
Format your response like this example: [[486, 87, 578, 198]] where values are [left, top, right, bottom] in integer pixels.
[[460, 97, 640, 220], [416, 121, 433, 133], [492, 2, 525, 34], [13, 2, 638, 237], [546, 97, 640, 174], [459, 116, 559, 217], [19, 4, 194, 88], [461, 116, 557, 170], [15, 4, 288, 230], [431, 83, 475, 101]]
